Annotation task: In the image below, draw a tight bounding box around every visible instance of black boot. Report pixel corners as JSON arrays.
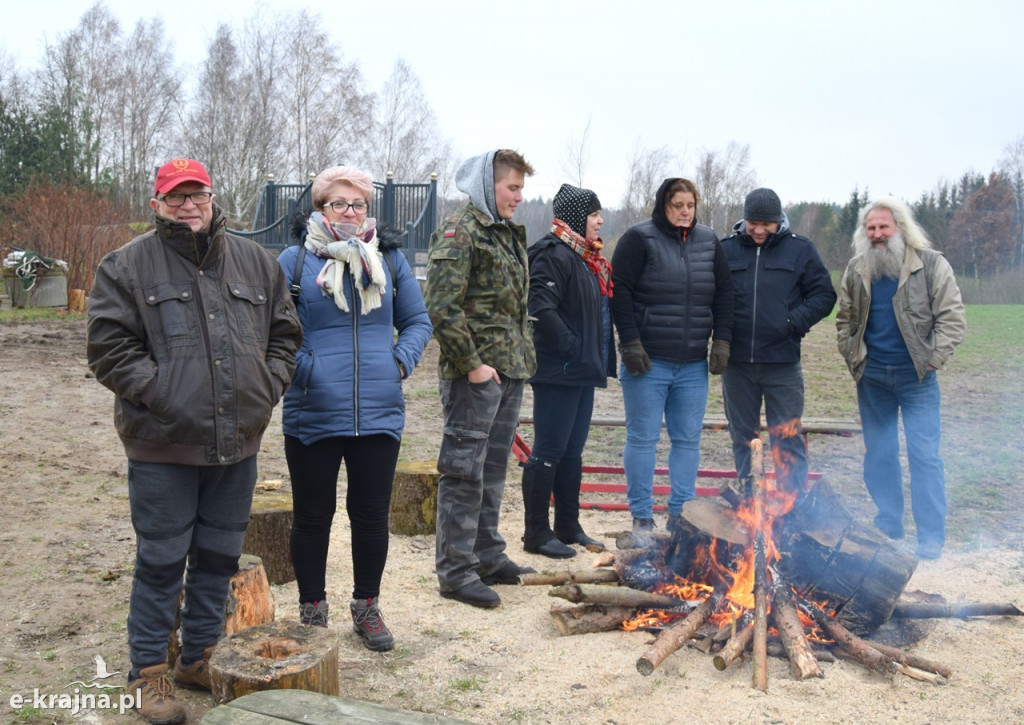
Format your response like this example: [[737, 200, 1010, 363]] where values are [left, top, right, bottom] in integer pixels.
[[522, 459, 576, 559], [552, 462, 605, 549]]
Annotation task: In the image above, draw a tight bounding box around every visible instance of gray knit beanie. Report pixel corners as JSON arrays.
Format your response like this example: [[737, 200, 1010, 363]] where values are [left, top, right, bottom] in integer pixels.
[[743, 188, 784, 223]]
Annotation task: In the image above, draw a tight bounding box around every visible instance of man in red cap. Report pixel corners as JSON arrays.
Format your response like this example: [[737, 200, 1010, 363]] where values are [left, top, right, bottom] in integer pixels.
[[87, 159, 302, 723]]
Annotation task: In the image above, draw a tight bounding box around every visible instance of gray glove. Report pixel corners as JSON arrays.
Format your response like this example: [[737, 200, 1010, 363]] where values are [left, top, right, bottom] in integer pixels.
[[621, 339, 652, 376], [708, 339, 730, 375]]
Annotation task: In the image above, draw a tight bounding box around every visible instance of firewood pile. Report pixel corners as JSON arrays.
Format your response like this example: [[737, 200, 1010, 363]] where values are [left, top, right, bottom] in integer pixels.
[[523, 442, 1022, 690]]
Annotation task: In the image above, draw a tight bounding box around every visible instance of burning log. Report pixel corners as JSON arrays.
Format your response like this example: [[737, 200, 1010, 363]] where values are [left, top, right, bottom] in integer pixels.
[[770, 579, 823, 680], [549, 604, 638, 636], [521, 569, 621, 586], [636, 586, 726, 676], [798, 598, 894, 676], [548, 582, 695, 612], [712, 613, 754, 671], [751, 439, 768, 692], [891, 601, 1024, 619]]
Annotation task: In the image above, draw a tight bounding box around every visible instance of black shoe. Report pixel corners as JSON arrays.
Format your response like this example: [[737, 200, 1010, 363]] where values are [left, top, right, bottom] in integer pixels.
[[665, 513, 683, 533], [557, 531, 606, 549], [524, 538, 577, 559], [480, 560, 536, 585], [440, 580, 501, 608], [632, 517, 656, 532]]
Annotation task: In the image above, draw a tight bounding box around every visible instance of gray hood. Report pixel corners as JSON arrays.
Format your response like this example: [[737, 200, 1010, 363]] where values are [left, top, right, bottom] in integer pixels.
[[732, 211, 791, 238], [456, 150, 499, 222]]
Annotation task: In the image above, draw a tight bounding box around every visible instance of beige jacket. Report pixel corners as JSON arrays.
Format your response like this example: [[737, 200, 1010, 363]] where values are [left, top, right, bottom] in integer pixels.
[[836, 246, 966, 382]]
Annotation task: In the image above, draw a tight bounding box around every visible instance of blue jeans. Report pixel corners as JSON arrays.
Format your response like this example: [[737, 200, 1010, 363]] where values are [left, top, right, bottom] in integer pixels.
[[857, 359, 946, 545], [721, 361, 808, 494], [619, 358, 708, 518], [126, 456, 257, 673]]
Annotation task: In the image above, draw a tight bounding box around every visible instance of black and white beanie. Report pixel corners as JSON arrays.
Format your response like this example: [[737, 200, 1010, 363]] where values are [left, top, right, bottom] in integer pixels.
[[552, 183, 602, 238]]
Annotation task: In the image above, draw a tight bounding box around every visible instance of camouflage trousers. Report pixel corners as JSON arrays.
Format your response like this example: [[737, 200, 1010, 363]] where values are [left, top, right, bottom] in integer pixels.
[[435, 377, 524, 591]]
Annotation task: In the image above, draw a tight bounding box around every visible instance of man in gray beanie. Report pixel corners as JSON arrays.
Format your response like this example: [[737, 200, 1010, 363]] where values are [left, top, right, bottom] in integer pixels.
[[719, 188, 836, 498]]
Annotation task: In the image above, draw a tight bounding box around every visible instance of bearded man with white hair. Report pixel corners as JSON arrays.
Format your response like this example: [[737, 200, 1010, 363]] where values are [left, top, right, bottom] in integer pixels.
[[836, 197, 966, 560]]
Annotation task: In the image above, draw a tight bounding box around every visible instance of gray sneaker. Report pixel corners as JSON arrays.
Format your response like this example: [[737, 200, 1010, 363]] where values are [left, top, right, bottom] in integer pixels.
[[299, 600, 329, 627], [350, 598, 395, 651]]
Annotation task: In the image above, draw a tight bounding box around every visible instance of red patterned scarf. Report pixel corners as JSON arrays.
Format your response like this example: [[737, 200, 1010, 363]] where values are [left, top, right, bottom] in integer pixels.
[[551, 219, 613, 297]]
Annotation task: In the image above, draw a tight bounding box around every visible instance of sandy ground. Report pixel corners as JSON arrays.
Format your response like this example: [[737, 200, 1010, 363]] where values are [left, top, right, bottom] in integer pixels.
[[0, 317, 1022, 724]]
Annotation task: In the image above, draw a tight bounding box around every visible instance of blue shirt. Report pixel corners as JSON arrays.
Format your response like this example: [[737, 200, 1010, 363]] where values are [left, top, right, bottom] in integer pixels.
[[865, 277, 913, 366]]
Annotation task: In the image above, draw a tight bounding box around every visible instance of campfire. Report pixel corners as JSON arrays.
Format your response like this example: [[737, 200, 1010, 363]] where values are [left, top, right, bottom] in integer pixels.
[[523, 440, 1022, 690]]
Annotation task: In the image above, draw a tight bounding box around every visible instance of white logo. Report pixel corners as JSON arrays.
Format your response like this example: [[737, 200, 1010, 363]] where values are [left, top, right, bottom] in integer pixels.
[[7, 655, 139, 717]]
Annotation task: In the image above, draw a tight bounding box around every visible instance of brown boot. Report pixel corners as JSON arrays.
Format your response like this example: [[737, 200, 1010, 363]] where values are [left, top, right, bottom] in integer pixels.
[[173, 645, 215, 691], [127, 664, 186, 725]]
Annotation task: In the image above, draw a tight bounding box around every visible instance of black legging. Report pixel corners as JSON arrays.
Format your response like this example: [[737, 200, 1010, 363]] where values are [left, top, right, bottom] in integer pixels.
[[285, 433, 400, 602]]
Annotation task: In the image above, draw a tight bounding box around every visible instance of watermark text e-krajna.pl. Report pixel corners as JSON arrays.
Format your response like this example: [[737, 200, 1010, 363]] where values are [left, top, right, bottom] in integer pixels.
[[9, 687, 141, 716]]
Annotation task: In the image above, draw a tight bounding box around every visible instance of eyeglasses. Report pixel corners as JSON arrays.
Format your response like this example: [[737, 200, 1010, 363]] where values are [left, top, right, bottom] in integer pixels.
[[324, 200, 368, 214], [160, 192, 213, 207]]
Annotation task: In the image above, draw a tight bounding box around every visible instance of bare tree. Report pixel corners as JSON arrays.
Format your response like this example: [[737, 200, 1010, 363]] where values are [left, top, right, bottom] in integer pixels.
[[279, 10, 372, 182], [559, 116, 592, 187], [366, 59, 449, 183], [36, 2, 122, 183], [109, 18, 181, 214], [621, 143, 675, 228], [692, 141, 757, 236]]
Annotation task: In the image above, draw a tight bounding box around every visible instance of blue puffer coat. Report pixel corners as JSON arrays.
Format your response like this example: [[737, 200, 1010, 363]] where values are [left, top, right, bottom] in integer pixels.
[[278, 213, 432, 443]]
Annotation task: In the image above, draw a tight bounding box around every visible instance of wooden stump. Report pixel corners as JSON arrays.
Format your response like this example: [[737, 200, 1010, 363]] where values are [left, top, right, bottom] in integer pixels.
[[243, 491, 295, 585], [388, 461, 439, 536], [167, 555, 276, 667], [210, 620, 340, 703], [225, 554, 276, 636]]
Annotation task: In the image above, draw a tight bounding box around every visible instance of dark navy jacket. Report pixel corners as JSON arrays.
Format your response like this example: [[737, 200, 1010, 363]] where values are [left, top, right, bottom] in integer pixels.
[[720, 218, 836, 363], [278, 214, 432, 443], [611, 178, 734, 363], [527, 232, 615, 387]]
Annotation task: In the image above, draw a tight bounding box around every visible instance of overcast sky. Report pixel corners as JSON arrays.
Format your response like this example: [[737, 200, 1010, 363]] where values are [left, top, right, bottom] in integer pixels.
[[5, 0, 1023, 207]]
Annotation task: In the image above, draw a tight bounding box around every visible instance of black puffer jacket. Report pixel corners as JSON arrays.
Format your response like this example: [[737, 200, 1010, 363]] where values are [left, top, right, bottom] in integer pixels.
[[611, 178, 734, 363], [87, 206, 302, 465], [721, 218, 836, 363], [527, 232, 615, 387]]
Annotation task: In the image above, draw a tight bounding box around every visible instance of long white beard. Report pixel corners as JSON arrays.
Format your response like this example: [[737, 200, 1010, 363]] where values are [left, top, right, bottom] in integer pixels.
[[861, 231, 906, 282]]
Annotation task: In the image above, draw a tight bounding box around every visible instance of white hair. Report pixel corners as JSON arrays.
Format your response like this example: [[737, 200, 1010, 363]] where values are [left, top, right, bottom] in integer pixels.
[[851, 196, 933, 257]]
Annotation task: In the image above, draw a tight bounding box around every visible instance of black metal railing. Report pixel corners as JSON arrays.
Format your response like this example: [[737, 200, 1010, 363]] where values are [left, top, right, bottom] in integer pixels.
[[230, 174, 437, 271]]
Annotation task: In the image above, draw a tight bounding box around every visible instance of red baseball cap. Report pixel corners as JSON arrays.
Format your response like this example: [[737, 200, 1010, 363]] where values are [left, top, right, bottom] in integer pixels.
[[154, 158, 212, 195]]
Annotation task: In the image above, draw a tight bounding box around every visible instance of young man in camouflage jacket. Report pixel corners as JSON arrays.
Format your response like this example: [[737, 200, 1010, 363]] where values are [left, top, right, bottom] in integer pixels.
[[424, 149, 537, 608]]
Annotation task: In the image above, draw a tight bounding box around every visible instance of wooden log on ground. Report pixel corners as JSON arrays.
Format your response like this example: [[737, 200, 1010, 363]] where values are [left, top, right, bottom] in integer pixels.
[[891, 601, 1024, 619], [167, 555, 275, 667], [549, 604, 638, 636], [388, 461, 439, 536], [770, 580, 822, 680], [209, 619, 340, 703], [243, 491, 295, 585], [636, 586, 726, 676], [521, 569, 621, 586], [548, 582, 696, 612], [864, 640, 953, 680]]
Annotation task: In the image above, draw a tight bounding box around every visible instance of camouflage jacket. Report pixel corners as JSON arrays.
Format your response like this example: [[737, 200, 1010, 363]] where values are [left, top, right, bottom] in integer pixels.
[[424, 202, 536, 379]]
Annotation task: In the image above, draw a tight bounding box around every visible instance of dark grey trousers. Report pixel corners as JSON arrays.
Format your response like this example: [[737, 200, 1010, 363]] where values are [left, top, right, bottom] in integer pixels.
[[434, 377, 523, 591], [126, 456, 256, 674]]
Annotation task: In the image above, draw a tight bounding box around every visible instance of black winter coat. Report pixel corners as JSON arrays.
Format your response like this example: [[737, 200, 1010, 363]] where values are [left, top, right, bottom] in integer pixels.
[[721, 222, 836, 363], [611, 178, 734, 363], [528, 233, 615, 386]]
